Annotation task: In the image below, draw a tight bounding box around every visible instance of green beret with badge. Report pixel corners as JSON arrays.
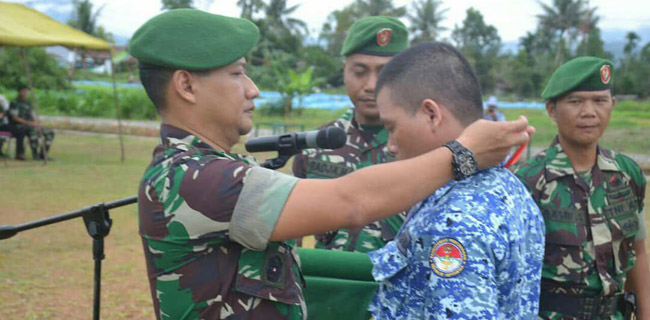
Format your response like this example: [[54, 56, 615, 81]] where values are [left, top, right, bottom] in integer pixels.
[[541, 56, 614, 100], [340, 16, 408, 57], [128, 9, 259, 70]]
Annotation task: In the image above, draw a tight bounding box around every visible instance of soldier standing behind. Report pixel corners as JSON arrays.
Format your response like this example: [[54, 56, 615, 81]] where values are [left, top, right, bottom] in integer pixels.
[[292, 16, 408, 253], [515, 56, 650, 319]]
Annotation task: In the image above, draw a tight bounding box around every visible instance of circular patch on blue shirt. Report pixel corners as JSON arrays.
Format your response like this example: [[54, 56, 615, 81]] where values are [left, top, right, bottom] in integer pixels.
[[429, 238, 467, 277]]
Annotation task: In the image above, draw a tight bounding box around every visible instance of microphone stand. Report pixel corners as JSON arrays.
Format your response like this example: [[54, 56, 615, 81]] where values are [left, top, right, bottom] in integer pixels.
[[0, 196, 138, 320], [260, 132, 303, 170]]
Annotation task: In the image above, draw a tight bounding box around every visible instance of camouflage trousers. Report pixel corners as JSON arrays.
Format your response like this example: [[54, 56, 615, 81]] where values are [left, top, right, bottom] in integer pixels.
[[27, 127, 55, 155]]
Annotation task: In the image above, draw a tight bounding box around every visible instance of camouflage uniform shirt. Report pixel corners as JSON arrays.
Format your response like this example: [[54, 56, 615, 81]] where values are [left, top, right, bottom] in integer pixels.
[[138, 124, 306, 320], [514, 137, 647, 319], [368, 167, 546, 319], [292, 108, 404, 252]]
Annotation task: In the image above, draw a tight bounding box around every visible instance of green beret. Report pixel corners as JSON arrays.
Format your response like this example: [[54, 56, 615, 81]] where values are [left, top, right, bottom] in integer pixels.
[[16, 82, 28, 91], [128, 9, 259, 70], [541, 56, 614, 100], [341, 16, 408, 57]]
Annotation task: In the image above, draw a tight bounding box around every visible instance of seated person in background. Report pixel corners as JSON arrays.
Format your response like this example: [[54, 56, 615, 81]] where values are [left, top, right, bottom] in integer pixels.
[[8, 83, 55, 161], [369, 42, 546, 319], [484, 95, 506, 122]]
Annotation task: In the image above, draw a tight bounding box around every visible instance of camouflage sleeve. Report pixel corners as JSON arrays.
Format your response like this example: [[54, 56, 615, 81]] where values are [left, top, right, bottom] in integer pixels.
[[230, 167, 298, 250], [291, 152, 307, 178]]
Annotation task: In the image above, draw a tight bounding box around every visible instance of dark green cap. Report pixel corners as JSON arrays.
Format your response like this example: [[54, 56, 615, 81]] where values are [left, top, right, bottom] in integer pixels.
[[16, 82, 28, 91], [541, 56, 614, 100], [128, 9, 259, 70], [340, 16, 408, 57]]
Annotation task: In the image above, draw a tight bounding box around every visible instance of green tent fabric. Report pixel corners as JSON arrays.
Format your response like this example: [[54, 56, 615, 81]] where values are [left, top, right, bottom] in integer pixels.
[[0, 2, 110, 50], [297, 248, 379, 320]]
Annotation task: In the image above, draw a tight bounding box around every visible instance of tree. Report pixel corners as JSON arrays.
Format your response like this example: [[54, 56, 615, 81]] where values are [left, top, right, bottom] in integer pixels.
[[536, 0, 587, 65], [161, 0, 194, 10], [0, 48, 69, 90], [408, 0, 448, 44], [67, 0, 110, 74], [452, 8, 501, 93], [237, 0, 264, 20], [624, 31, 640, 56], [354, 0, 406, 17], [274, 67, 325, 116], [265, 0, 308, 37]]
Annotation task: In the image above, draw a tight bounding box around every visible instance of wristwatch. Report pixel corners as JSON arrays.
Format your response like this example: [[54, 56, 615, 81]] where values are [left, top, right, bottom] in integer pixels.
[[443, 140, 478, 180]]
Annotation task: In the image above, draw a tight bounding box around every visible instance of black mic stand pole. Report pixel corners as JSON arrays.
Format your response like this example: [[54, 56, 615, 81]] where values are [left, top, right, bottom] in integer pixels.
[[0, 196, 138, 320]]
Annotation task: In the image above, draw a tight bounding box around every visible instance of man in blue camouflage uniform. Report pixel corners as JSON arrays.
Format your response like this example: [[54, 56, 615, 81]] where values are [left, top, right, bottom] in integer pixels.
[[368, 42, 546, 319], [130, 10, 534, 320]]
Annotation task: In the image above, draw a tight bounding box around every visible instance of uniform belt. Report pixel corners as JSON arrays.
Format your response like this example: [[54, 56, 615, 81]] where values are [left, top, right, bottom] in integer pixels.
[[539, 291, 624, 319]]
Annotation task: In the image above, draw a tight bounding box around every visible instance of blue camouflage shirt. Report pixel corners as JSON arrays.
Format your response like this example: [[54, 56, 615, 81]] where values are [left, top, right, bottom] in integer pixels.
[[368, 167, 545, 319]]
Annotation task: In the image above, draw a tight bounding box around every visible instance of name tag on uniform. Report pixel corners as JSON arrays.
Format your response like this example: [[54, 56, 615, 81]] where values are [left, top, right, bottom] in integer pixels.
[[307, 158, 354, 178]]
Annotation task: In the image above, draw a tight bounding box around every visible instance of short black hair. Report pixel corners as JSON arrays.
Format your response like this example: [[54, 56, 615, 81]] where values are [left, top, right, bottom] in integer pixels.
[[376, 42, 483, 126], [139, 67, 212, 113], [139, 67, 174, 113]]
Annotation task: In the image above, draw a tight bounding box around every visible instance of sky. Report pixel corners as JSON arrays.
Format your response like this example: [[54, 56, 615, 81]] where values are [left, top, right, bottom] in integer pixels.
[[11, 0, 650, 44]]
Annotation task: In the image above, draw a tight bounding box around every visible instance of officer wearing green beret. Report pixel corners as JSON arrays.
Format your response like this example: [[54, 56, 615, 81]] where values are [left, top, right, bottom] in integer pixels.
[[292, 16, 408, 253], [130, 9, 533, 320], [515, 56, 650, 319]]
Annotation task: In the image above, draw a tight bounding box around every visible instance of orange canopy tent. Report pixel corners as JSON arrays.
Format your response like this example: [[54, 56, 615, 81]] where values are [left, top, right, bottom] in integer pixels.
[[0, 1, 126, 161]]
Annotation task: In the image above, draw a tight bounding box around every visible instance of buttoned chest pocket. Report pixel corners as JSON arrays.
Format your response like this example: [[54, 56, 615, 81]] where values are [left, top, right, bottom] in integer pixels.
[[234, 243, 303, 305], [539, 205, 589, 284], [604, 182, 640, 276]]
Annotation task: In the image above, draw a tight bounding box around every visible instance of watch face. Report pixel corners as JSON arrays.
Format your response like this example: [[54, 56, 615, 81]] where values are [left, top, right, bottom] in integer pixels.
[[460, 161, 474, 176]]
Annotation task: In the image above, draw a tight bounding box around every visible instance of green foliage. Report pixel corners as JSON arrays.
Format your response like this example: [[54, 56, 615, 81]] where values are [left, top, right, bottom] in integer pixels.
[[161, 0, 194, 10], [0, 85, 156, 120], [0, 48, 69, 90], [274, 67, 325, 116], [452, 8, 501, 93], [408, 0, 448, 44]]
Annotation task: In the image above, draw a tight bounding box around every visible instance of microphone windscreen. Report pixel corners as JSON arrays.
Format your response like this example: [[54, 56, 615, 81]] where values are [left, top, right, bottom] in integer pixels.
[[316, 126, 346, 149]]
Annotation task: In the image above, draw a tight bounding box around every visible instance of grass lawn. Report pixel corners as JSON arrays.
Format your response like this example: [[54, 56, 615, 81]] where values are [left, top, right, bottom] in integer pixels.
[[1, 128, 648, 319]]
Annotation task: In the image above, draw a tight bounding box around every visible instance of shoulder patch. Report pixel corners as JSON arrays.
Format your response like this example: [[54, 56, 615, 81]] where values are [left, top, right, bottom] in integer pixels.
[[429, 238, 467, 278]]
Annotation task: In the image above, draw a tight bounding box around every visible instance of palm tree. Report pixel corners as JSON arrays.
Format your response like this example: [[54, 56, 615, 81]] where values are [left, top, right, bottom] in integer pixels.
[[354, 0, 406, 17], [536, 0, 586, 65], [237, 0, 264, 20], [161, 0, 194, 10], [265, 0, 308, 37], [67, 0, 106, 75], [624, 32, 640, 56], [408, 0, 448, 44]]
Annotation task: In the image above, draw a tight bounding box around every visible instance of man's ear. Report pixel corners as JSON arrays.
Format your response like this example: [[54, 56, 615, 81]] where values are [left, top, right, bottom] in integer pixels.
[[420, 98, 442, 131], [545, 101, 556, 123], [170, 70, 197, 104]]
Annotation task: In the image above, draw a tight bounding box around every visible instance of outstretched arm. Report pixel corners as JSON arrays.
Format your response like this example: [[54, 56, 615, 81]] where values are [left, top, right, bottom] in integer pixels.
[[270, 117, 533, 241]]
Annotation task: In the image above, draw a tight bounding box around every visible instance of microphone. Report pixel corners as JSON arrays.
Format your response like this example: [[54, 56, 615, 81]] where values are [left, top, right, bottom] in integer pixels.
[[245, 126, 347, 154]]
